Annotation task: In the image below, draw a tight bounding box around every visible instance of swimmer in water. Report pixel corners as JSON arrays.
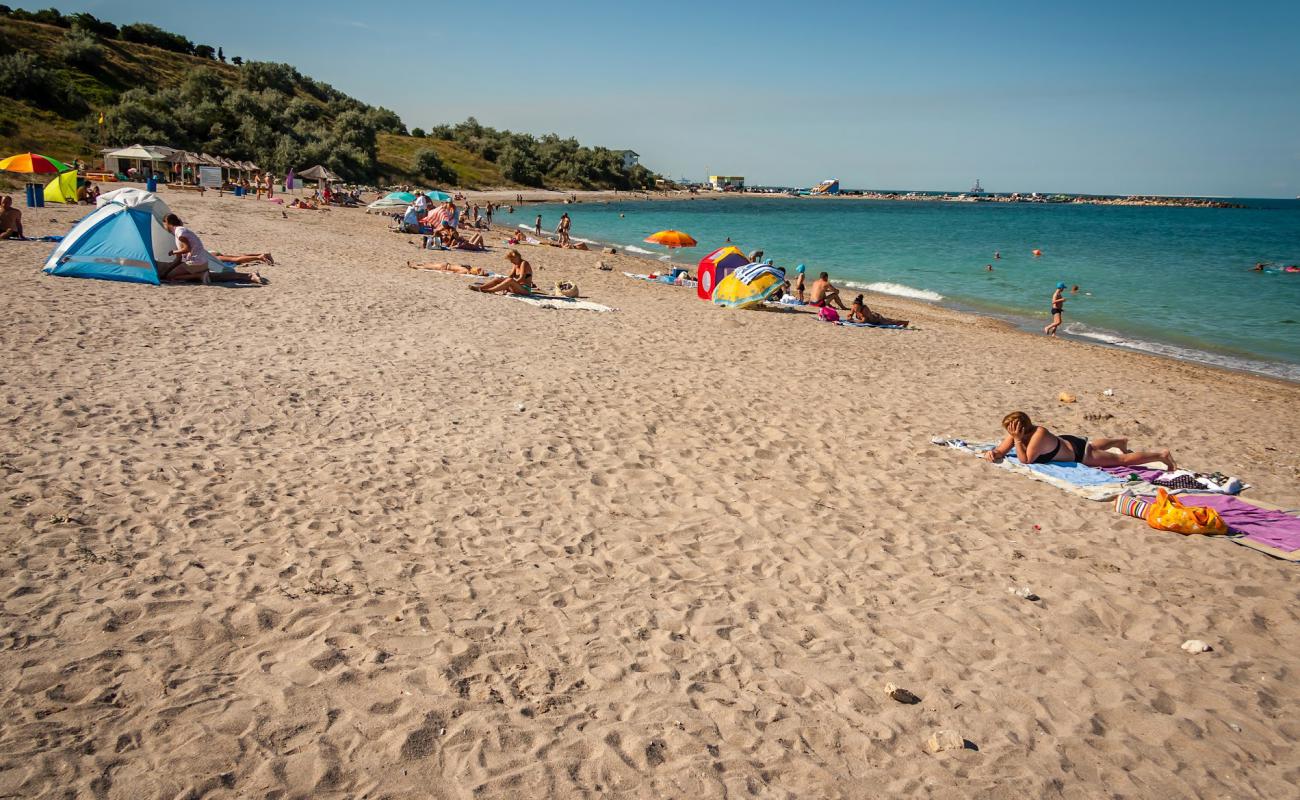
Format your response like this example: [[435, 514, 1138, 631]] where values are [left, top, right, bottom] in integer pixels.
[[1071, 285, 1080, 294], [994, 250, 1001, 260], [986, 264, 994, 271]]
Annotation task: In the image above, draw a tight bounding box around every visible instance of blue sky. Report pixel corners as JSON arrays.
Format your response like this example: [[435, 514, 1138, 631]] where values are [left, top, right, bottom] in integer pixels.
[[24, 1, 1300, 196]]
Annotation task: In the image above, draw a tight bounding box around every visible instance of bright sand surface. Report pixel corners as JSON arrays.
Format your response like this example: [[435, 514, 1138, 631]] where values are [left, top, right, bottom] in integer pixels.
[[1, 189, 1298, 799]]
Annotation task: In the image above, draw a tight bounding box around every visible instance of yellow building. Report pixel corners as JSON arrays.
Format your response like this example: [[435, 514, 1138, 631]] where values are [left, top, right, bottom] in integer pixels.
[[708, 175, 745, 191]]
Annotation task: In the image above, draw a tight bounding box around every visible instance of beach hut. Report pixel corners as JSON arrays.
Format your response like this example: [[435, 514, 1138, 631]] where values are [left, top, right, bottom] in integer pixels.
[[103, 145, 170, 179], [44, 194, 174, 284]]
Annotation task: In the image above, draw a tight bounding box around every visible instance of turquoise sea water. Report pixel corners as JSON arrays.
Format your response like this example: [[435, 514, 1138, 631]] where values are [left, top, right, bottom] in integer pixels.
[[516, 197, 1300, 381]]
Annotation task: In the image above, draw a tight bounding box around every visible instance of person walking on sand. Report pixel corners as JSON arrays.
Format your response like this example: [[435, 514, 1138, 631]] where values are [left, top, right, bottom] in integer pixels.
[[557, 212, 571, 246], [808, 271, 849, 310], [1044, 282, 1066, 336], [534, 214, 543, 237]]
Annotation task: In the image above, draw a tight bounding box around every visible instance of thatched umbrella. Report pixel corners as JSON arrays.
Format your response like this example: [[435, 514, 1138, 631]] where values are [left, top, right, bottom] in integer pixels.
[[297, 164, 342, 194]]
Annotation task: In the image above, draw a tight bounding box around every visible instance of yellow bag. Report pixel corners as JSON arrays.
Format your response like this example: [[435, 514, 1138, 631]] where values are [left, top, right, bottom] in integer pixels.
[[1146, 488, 1229, 535]]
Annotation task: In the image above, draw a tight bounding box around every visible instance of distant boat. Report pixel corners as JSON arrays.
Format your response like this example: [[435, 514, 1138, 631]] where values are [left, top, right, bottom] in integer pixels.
[[970, 178, 985, 195]]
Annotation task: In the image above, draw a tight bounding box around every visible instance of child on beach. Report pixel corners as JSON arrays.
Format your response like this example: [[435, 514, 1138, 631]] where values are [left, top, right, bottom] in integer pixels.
[[1044, 282, 1066, 336]]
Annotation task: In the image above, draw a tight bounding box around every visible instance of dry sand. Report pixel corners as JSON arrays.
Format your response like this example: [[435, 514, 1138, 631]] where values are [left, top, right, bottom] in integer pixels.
[[1, 189, 1297, 799]]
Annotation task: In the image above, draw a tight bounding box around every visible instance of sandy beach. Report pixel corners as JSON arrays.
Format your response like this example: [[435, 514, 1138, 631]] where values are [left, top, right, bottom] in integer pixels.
[[1, 189, 1297, 799]]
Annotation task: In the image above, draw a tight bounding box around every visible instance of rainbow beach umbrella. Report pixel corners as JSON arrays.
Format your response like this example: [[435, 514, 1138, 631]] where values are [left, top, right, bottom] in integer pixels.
[[0, 152, 73, 174], [644, 229, 697, 248]]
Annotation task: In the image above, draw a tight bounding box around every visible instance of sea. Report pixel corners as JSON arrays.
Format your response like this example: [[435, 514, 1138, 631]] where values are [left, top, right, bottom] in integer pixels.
[[515, 196, 1300, 382]]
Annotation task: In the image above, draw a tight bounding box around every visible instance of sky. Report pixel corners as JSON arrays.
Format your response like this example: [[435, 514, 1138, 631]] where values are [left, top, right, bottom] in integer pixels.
[[21, 0, 1300, 197]]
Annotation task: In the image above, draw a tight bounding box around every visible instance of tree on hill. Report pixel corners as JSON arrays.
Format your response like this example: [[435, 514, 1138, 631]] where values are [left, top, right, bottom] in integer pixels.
[[194, 44, 214, 59], [119, 22, 193, 54], [55, 26, 103, 69], [414, 148, 455, 184], [217, 46, 224, 62]]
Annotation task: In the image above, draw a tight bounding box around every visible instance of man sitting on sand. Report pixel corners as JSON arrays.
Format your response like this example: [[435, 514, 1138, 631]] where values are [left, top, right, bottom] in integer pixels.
[[0, 195, 24, 240], [847, 294, 908, 327], [808, 271, 849, 310], [407, 260, 489, 276], [471, 249, 532, 295], [984, 411, 1175, 470], [437, 222, 485, 251]]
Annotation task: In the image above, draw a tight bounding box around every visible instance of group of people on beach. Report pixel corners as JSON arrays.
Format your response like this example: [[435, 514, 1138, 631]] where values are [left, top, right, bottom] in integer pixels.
[[157, 213, 274, 285]]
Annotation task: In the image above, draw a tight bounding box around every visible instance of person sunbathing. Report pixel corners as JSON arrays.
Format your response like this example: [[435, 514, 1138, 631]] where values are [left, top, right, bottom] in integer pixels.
[[437, 223, 485, 251], [471, 249, 532, 295], [848, 294, 908, 327], [212, 251, 275, 266], [407, 260, 489, 276], [984, 411, 1175, 470], [289, 198, 319, 210]]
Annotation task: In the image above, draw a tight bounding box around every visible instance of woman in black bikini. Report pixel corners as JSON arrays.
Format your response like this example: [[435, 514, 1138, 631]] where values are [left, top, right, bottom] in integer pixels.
[[985, 411, 1176, 470]]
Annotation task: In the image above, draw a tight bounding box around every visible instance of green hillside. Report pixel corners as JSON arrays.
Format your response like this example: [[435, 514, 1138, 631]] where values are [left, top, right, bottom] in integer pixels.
[[0, 8, 653, 189]]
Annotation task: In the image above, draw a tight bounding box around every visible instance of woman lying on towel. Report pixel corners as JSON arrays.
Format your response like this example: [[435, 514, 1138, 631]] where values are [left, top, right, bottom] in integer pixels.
[[985, 411, 1175, 470], [470, 249, 532, 295], [407, 260, 489, 276], [848, 294, 908, 327], [213, 251, 274, 266]]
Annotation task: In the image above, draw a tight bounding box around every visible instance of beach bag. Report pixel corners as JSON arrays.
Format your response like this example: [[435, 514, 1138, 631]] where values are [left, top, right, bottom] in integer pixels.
[[818, 306, 840, 322], [1146, 489, 1229, 535], [554, 281, 579, 298]]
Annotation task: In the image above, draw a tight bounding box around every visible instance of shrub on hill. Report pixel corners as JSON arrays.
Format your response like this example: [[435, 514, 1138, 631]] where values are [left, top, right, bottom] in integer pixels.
[[118, 22, 193, 54], [430, 119, 654, 189], [0, 50, 84, 113], [55, 27, 102, 69], [414, 148, 456, 185]]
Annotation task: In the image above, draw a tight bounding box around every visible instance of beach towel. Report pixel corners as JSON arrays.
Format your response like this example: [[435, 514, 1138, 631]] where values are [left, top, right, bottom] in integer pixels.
[[836, 321, 907, 329], [733, 262, 785, 284], [1100, 465, 1245, 495], [510, 295, 615, 312], [932, 438, 1152, 501], [623, 272, 697, 288], [1136, 494, 1300, 560]]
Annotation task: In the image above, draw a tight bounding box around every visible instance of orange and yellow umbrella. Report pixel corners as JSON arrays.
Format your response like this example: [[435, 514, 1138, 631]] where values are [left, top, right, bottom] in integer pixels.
[[0, 152, 73, 174], [644, 229, 697, 248]]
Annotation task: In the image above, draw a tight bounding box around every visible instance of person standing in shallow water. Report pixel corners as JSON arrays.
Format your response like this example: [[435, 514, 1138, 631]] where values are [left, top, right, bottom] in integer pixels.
[[534, 214, 542, 237], [1044, 282, 1067, 336]]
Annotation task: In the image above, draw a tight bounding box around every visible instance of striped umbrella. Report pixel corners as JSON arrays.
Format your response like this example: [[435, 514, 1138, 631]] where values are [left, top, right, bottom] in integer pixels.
[[644, 229, 697, 248], [0, 152, 73, 174]]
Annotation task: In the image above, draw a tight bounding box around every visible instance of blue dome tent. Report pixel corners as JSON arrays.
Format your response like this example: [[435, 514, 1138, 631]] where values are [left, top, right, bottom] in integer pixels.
[[43, 194, 174, 285]]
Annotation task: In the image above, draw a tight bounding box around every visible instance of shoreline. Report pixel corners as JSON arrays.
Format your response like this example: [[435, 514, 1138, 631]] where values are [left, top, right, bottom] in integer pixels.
[[471, 203, 1300, 386], [457, 187, 1258, 209]]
